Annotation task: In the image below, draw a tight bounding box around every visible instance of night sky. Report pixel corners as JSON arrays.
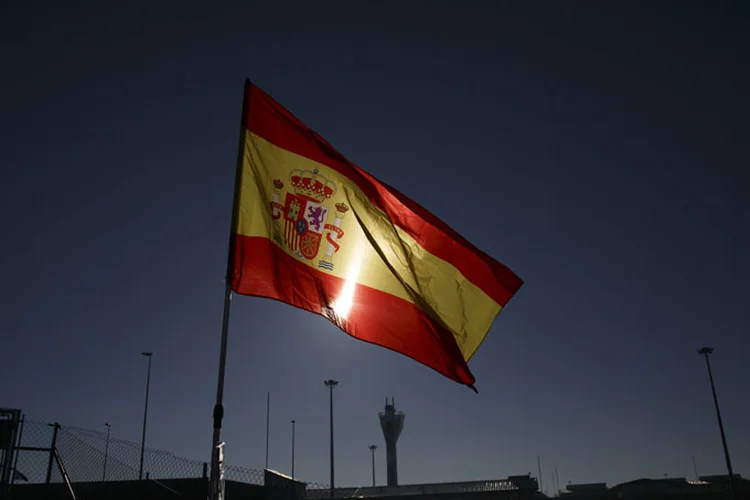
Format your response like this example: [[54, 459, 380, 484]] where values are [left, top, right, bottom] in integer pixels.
[[2, 1, 748, 490]]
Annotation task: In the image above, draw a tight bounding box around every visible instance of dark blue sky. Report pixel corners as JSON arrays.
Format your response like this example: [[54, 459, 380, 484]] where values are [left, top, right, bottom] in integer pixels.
[[2, 1, 748, 490]]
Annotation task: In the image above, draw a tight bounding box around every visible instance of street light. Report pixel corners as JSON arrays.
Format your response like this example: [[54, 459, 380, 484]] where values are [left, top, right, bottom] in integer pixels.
[[102, 423, 111, 481], [324, 380, 338, 498], [291, 420, 296, 479], [697, 346, 737, 500], [368, 445, 377, 487], [265, 392, 270, 470], [139, 352, 153, 480]]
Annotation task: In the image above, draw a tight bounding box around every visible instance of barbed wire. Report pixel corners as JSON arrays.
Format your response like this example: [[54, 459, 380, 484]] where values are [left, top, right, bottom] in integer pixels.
[[305, 481, 330, 491]]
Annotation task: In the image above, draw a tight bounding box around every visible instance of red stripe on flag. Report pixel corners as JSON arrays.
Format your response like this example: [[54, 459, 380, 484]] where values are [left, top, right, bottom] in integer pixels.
[[244, 82, 522, 307], [231, 234, 477, 389]]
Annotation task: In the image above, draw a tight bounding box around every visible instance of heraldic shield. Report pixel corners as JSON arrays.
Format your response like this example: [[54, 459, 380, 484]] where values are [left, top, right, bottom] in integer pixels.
[[283, 192, 330, 259], [268, 168, 347, 264]]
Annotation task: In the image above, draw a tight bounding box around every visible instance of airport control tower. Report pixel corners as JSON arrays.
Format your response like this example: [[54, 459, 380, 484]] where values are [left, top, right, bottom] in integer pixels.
[[378, 397, 405, 487]]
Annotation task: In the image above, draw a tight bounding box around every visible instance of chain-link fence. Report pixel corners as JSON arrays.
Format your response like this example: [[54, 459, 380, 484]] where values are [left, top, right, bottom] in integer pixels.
[[11, 419, 55, 484], [12, 419, 266, 485], [8, 416, 330, 500], [223, 465, 264, 485]]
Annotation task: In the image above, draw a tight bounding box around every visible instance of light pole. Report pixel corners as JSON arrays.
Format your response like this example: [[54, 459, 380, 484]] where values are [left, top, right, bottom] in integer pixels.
[[324, 380, 338, 498], [368, 445, 377, 487], [698, 346, 737, 500], [102, 423, 111, 481], [265, 392, 270, 470], [291, 420, 296, 479], [139, 351, 153, 480]]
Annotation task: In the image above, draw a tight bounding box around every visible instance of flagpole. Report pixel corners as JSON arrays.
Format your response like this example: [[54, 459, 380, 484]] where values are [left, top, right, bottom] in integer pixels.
[[209, 283, 232, 499], [209, 79, 251, 500]]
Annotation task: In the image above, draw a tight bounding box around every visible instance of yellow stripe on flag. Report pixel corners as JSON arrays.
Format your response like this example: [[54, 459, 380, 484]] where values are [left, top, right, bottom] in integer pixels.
[[236, 130, 501, 361]]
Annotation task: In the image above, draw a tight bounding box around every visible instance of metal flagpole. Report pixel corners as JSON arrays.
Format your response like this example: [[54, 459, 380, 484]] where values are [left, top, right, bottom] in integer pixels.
[[208, 79, 252, 500], [209, 283, 232, 500]]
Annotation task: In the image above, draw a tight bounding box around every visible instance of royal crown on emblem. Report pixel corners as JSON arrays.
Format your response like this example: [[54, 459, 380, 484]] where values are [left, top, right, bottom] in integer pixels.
[[335, 203, 349, 213], [273, 179, 284, 189], [289, 169, 336, 203]]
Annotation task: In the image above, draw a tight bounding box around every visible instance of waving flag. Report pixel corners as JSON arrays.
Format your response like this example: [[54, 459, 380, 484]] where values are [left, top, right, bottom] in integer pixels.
[[229, 80, 522, 389]]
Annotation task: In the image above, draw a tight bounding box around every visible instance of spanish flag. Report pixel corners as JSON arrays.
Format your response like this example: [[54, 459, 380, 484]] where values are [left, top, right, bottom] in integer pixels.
[[230, 80, 522, 390]]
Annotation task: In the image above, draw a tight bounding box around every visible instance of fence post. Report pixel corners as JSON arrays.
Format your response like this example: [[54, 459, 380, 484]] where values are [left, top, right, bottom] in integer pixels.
[[10, 415, 25, 487], [203, 462, 208, 479], [46, 423, 60, 484]]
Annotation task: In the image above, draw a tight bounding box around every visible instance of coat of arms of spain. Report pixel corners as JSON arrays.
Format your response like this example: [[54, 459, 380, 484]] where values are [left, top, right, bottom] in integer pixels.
[[269, 168, 349, 272]]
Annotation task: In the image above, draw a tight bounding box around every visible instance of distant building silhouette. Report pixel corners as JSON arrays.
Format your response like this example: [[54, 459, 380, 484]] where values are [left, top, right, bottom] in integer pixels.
[[562, 475, 749, 500]]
